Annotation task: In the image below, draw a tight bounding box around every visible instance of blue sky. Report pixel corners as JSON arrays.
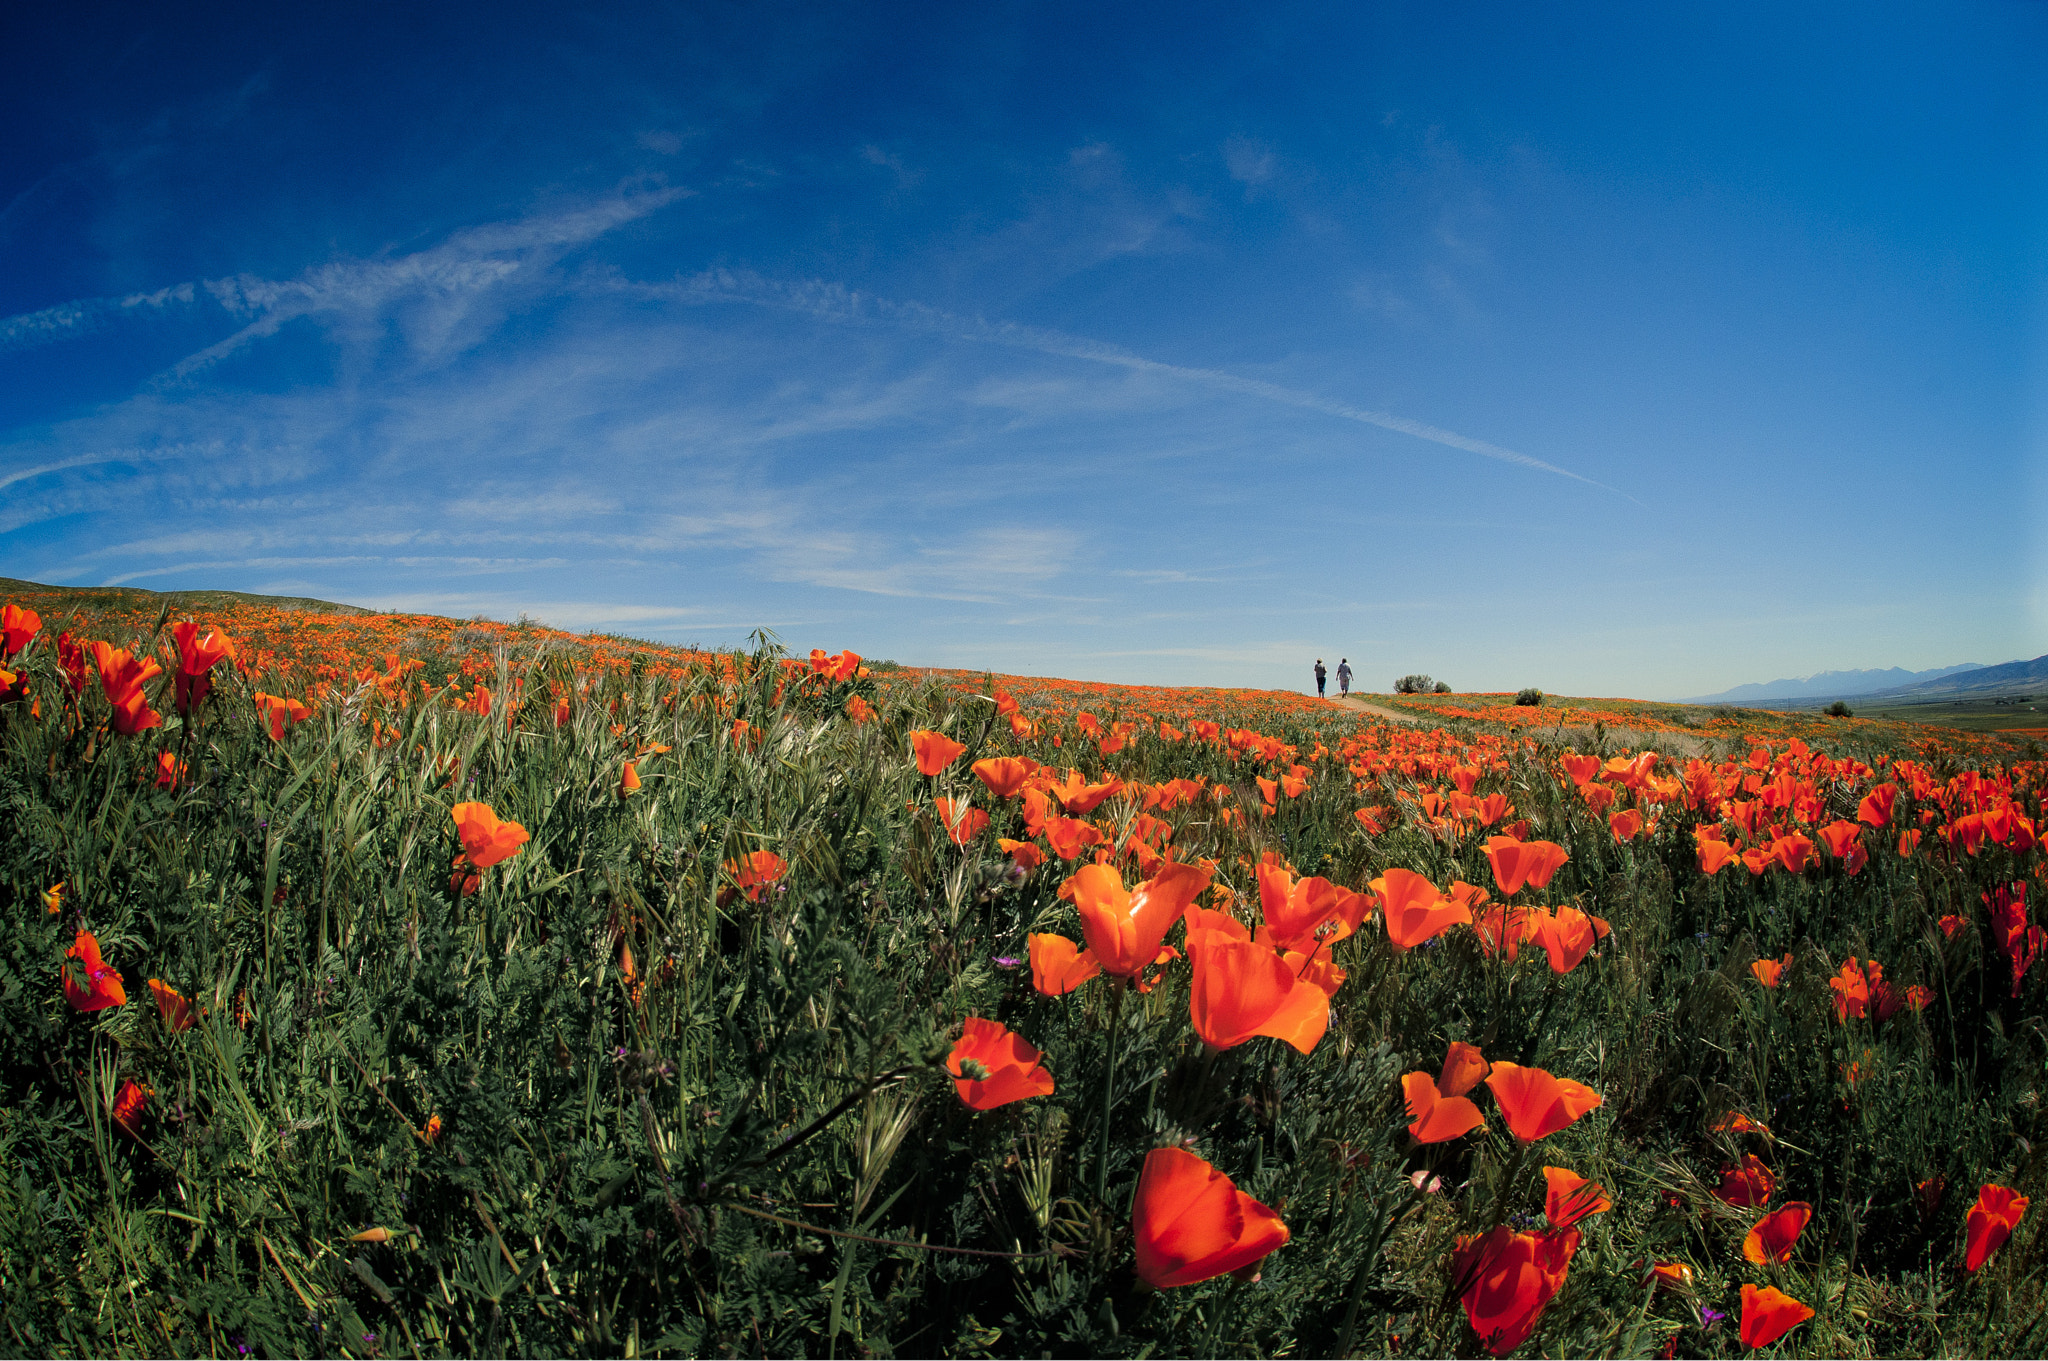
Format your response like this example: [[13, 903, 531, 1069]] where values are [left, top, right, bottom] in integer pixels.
[[3, 0, 2044, 697]]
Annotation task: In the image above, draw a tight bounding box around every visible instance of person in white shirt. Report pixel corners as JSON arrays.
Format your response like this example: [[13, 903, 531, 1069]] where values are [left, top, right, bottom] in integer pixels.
[[1336, 659, 1352, 696]]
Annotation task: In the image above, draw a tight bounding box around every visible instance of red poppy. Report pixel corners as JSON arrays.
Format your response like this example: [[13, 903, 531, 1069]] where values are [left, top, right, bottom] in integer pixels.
[[1738, 1284, 1813, 1349], [1131, 1146, 1289, 1288], [1028, 933, 1102, 996], [62, 930, 127, 1012], [452, 802, 530, 869], [1483, 836, 1570, 896], [725, 850, 788, 902], [1187, 936, 1328, 1055], [1964, 1184, 2029, 1271], [1716, 1154, 1776, 1208], [148, 979, 196, 1033], [1068, 862, 1211, 978], [908, 729, 967, 776], [972, 756, 1037, 799], [1857, 783, 1897, 827], [1743, 1202, 1811, 1264], [1897, 828, 1920, 858], [1451, 1224, 1578, 1356], [1483, 1062, 1603, 1143], [1543, 1166, 1610, 1229], [56, 631, 87, 695], [946, 1017, 1054, 1110], [1374, 868, 1473, 953], [112, 1079, 150, 1139]]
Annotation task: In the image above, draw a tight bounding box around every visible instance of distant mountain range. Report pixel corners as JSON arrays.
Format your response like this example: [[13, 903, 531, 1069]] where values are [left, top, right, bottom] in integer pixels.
[[1681, 663, 1986, 705], [1681, 655, 2048, 708]]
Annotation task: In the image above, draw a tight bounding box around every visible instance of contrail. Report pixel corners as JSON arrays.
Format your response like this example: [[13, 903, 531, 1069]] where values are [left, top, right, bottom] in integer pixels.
[[637, 269, 1634, 500]]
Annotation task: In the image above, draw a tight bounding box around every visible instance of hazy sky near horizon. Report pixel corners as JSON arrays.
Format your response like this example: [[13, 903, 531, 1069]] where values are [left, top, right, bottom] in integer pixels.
[[4, 1, 2045, 698]]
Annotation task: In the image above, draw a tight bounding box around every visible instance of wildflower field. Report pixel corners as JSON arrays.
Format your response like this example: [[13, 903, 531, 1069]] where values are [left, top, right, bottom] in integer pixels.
[[0, 587, 2042, 1359]]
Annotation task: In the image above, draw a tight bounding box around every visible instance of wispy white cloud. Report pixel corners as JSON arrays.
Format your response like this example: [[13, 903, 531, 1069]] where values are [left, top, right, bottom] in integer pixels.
[[0, 283, 199, 352]]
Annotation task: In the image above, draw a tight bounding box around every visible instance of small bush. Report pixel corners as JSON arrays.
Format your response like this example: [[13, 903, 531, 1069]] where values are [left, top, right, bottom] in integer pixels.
[[1392, 673, 1433, 694], [1515, 687, 1543, 707], [1433, 681, 1451, 694], [1826, 699, 1854, 717]]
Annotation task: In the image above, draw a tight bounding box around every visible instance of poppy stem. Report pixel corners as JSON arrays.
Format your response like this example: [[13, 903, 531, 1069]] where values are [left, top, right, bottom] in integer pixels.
[[1095, 979, 1126, 1208]]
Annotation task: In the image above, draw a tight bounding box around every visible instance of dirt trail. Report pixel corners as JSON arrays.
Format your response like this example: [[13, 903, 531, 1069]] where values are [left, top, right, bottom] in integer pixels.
[[1326, 694, 1714, 758]]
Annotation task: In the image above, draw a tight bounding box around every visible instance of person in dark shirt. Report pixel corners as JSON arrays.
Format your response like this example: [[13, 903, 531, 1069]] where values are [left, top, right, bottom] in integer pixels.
[[1313, 659, 1327, 697]]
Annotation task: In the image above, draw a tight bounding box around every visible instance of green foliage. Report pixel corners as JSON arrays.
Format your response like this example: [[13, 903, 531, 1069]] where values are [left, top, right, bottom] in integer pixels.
[[1826, 700, 1854, 718], [0, 635, 2042, 1359], [1394, 675, 1433, 695], [1516, 689, 1543, 708]]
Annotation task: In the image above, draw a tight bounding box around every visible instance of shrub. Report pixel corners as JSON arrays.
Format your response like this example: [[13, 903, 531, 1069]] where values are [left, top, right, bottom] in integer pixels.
[[1393, 674, 1432, 694], [1515, 687, 1543, 707], [1432, 680, 1451, 694], [1826, 699, 1854, 717]]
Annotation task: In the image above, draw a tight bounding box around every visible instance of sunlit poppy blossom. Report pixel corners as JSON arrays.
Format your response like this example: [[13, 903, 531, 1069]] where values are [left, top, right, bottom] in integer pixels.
[[1483, 1062, 1603, 1143], [1533, 906, 1611, 976], [1451, 1224, 1578, 1356], [1608, 809, 1643, 843], [1750, 954, 1790, 988], [1543, 1166, 1610, 1229], [1829, 959, 1870, 1021], [1743, 1202, 1811, 1264], [1857, 782, 1897, 827], [1816, 820, 1862, 861], [1188, 936, 1328, 1054], [1044, 768, 1122, 814], [934, 797, 989, 845], [1770, 833, 1814, 873], [1716, 1154, 1776, 1208], [1403, 1065, 1487, 1144], [1131, 1146, 1289, 1288], [1964, 1184, 2029, 1271], [1374, 868, 1473, 953], [1472, 902, 1538, 960], [452, 802, 530, 869], [1648, 1260, 1693, 1292], [112, 1080, 150, 1139], [998, 837, 1047, 872], [1738, 1285, 1814, 1349], [725, 850, 788, 902], [172, 620, 234, 714], [63, 930, 127, 1011], [946, 1017, 1054, 1110], [1068, 862, 1211, 978], [1696, 834, 1741, 876], [148, 979, 196, 1033], [1483, 836, 1570, 896], [0, 603, 39, 656], [1043, 816, 1105, 861], [972, 756, 1037, 799], [252, 691, 311, 741], [908, 729, 967, 775], [1256, 863, 1371, 954], [1027, 933, 1102, 996]]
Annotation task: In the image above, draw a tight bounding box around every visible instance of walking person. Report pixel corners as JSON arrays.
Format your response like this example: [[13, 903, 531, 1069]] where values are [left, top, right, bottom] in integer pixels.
[[1313, 659, 1327, 698], [1336, 658, 1352, 697]]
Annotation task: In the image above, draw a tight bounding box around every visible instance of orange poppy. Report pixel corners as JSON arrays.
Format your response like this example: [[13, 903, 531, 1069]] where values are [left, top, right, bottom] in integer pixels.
[[1027, 933, 1102, 996], [1647, 1260, 1693, 1292], [1403, 1062, 1487, 1144], [1483, 836, 1570, 896], [1533, 906, 1610, 976], [1828, 958, 1870, 1021], [1068, 862, 1211, 978], [1738, 1285, 1813, 1349], [1256, 863, 1371, 954], [1743, 1202, 1811, 1264], [972, 756, 1037, 799], [845, 695, 876, 725], [452, 802, 530, 869], [1750, 954, 1790, 988], [1374, 868, 1473, 953], [153, 751, 187, 790], [62, 930, 127, 1012], [619, 761, 641, 798], [1131, 1146, 1289, 1289], [908, 729, 967, 775], [1898, 828, 1921, 858], [1716, 1154, 1776, 1208], [1440, 1040, 1489, 1096], [946, 1017, 1054, 1110], [1816, 820, 1862, 861], [1472, 903, 1538, 960], [252, 691, 311, 741], [998, 838, 1047, 872], [934, 797, 989, 845], [0, 603, 39, 657], [1483, 1062, 1603, 1143], [1770, 832, 1814, 873], [1857, 782, 1897, 827], [1542, 1166, 1610, 1229], [1451, 1224, 1578, 1356], [112, 1079, 150, 1140], [1712, 1111, 1770, 1135], [1187, 936, 1329, 1055], [1608, 809, 1643, 843], [1042, 816, 1105, 860], [1696, 834, 1740, 876], [148, 979, 196, 1033], [171, 620, 234, 713], [1044, 769, 1122, 814], [725, 850, 789, 902], [1964, 1184, 2029, 1271]]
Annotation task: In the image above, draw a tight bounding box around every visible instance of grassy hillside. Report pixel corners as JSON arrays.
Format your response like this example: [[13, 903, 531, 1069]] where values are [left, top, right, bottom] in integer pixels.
[[0, 588, 2043, 1358]]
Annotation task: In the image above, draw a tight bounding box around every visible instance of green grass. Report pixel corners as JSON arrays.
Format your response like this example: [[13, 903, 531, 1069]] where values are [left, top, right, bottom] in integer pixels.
[[1, 631, 2043, 1358]]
